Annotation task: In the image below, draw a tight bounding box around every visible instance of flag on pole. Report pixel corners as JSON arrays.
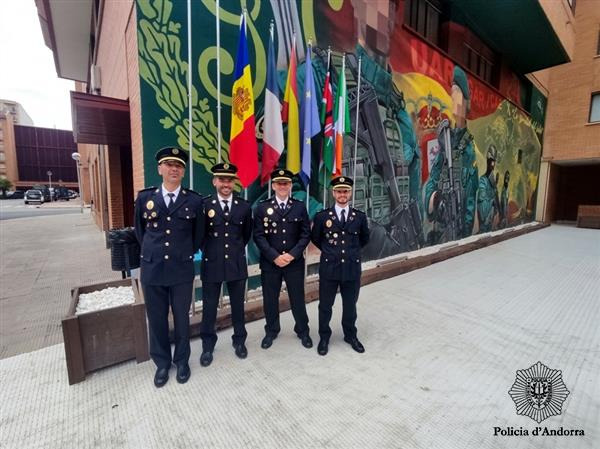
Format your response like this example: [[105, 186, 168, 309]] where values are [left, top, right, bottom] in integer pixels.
[[229, 13, 258, 187], [299, 45, 320, 187], [333, 56, 350, 177], [260, 25, 284, 185], [282, 36, 300, 174], [321, 51, 334, 178]]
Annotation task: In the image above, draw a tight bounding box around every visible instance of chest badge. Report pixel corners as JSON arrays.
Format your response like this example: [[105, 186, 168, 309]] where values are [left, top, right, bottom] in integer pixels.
[[326, 219, 333, 228], [267, 207, 274, 215], [146, 200, 154, 210], [208, 209, 215, 218]]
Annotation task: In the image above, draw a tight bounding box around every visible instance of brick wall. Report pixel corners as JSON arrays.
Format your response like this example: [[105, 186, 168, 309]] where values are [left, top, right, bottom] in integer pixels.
[[543, 0, 600, 162]]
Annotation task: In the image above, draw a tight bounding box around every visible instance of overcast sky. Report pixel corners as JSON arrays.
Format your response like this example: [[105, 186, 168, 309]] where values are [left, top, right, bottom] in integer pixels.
[[0, 0, 74, 130]]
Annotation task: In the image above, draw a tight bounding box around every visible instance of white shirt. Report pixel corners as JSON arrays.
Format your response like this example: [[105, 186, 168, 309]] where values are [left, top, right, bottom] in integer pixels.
[[335, 204, 349, 222], [217, 193, 233, 211], [162, 184, 181, 205], [274, 195, 289, 209]]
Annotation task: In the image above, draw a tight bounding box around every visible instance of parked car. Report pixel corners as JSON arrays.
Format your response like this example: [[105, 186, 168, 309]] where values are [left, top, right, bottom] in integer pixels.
[[54, 186, 70, 201], [6, 190, 25, 199], [31, 185, 51, 202], [68, 190, 79, 199], [24, 189, 44, 204]]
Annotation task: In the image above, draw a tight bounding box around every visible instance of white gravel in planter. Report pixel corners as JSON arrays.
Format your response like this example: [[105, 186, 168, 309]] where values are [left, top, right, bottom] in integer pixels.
[[75, 286, 135, 315]]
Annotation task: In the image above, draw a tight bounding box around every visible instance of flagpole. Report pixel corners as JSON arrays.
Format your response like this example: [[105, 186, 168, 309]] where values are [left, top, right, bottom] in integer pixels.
[[323, 47, 331, 208], [216, 0, 222, 162], [187, 0, 194, 189], [352, 56, 362, 207], [267, 20, 274, 200]]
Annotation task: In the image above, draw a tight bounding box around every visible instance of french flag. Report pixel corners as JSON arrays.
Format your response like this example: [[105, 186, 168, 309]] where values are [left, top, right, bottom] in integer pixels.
[[260, 26, 284, 185]]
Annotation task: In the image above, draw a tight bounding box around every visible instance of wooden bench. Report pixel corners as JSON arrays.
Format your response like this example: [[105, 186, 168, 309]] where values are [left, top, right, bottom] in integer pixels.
[[577, 205, 600, 229]]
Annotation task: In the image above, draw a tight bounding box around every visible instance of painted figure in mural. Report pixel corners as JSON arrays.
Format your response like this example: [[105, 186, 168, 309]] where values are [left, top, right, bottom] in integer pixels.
[[424, 66, 479, 244], [311, 176, 370, 356], [253, 169, 313, 350], [499, 170, 511, 229], [198, 163, 253, 367], [134, 147, 204, 387], [477, 145, 500, 233]]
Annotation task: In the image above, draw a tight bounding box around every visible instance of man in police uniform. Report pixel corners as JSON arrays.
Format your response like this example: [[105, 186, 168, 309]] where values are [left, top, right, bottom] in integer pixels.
[[311, 176, 370, 356], [198, 163, 253, 366], [134, 146, 204, 387], [253, 169, 312, 349]]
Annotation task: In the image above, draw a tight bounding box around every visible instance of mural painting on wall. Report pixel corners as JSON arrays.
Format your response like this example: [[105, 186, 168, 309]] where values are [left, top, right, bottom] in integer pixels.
[[136, 0, 542, 263]]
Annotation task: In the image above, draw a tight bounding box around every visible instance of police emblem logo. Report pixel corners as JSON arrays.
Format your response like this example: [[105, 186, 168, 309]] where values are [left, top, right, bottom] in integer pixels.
[[340, 177, 345, 182], [172, 148, 179, 155], [326, 219, 332, 228], [146, 200, 154, 210], [232, 86, 252, 120], [224, 163, 229, 169], [508, 361, 570, 423], [151, 211, 157, 218], [267, 207, 274, 215], [279, 170, 284, 175], [208, 209, 215, 218]]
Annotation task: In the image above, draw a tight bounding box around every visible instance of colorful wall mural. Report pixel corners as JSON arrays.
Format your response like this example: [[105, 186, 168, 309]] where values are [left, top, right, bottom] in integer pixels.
[[136, 0, 543, 262]]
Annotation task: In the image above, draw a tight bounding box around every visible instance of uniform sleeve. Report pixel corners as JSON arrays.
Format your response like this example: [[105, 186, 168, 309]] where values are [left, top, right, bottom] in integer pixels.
[[133, 194, 145, 245], [242, 204, 253, 245], [193, 199, 205, 252], [310, 213, 323, 250], [253, 205, 279, 262], [289, 206, 311, 259], [359, 213, 370, 248]]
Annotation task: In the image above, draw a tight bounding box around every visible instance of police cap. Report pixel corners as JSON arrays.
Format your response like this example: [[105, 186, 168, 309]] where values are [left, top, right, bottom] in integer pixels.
[[211, 162, 238, 177], [271, 168, 294, 182], [156, 146, 188, 166], [330, 176, 353, 190]]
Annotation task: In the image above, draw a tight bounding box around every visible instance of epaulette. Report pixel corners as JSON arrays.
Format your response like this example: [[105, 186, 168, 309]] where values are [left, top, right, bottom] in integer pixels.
[[232, 196, 249, 205], [138, 186, 157, 193], [181, 188, 202, 197]]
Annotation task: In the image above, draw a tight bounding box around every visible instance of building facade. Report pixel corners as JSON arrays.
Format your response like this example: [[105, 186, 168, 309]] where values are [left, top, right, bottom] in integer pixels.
[[37, 0, 573, 259], [535, 0, 600, 223]]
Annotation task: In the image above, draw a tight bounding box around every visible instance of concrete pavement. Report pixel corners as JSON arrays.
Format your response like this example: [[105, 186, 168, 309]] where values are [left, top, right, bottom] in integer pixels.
[[0, 224, 598, 449], [0, 209, 120, 359]]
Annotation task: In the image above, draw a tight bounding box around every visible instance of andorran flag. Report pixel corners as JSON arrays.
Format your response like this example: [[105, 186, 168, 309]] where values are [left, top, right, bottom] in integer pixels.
[[229, 14, 258, 187]]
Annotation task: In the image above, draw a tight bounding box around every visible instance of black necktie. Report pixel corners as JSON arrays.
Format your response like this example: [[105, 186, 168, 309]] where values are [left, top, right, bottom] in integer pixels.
[[222, 200, 229, 214], [167, 193, 175, 210], [280, 202, 285, 210], [340, 209, 346, 226]]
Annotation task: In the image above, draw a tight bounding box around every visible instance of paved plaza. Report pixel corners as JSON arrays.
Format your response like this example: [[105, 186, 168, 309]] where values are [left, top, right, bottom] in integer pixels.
[[0, 223, 598, 448]]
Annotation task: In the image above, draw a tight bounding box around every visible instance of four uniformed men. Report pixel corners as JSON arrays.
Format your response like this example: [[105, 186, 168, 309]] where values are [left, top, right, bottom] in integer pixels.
[[254, 169, 312, 350], [134, 147, 204, 387], [135, 151, 371, 385]]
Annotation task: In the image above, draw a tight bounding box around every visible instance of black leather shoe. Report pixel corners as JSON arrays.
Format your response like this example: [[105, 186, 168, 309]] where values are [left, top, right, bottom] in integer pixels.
[[317, 339, 329, 356], [344, 337, 365, 353], [176, 363, 190, 384], [301, 335, 313, 348], [233, 343, 248, 359], [200, 351, 213, 367], [261, 335, 274, 349], [154, 367, 169, 388]]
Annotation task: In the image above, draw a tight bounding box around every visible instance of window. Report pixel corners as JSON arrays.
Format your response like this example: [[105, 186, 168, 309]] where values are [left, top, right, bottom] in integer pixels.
[[465, 44, 495, 85], [405, 0, 442, 46], [589, 93, 600, 123]]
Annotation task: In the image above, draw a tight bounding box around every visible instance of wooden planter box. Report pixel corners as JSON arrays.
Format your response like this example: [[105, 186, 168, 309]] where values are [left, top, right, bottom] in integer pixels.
[[62, 278, 149, 385]]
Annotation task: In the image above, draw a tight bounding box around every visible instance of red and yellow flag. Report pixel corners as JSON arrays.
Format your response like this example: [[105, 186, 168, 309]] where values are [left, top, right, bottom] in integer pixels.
[[282, 36, 300, 174], [229, 14, 258, 187]]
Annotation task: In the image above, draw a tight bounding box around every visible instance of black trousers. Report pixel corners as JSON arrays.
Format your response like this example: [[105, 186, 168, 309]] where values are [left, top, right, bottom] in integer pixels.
[[261, 268, 309, 338], [318, 278, 360, 341], [142, 282, 193, 369], [200, 279, 247, 351]]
